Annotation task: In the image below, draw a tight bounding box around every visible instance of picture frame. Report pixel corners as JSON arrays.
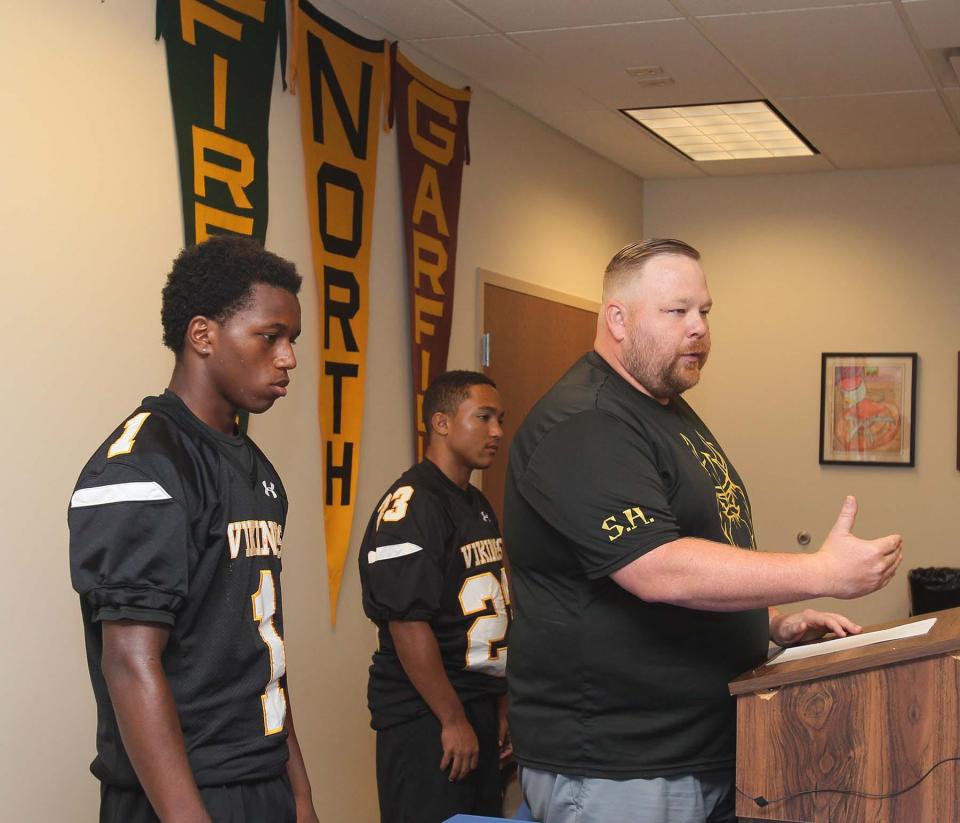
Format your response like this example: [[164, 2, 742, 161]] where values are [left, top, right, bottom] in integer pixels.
[[819, 352, 917, 467]]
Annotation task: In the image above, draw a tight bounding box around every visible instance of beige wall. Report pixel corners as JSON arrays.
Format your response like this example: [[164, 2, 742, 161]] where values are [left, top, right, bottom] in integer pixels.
[[645, 165, 960, 627], [0, 1, 641, 820]]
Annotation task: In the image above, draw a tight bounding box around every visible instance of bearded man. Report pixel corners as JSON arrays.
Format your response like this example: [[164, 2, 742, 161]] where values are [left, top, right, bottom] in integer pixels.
[[503, 238, 902, 823]]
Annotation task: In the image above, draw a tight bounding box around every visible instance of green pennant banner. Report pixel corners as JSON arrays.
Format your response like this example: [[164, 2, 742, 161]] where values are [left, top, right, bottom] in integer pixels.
[[156, 0, 286, 246]]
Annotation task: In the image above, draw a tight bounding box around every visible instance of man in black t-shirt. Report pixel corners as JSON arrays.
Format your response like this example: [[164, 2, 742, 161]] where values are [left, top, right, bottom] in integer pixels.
[[505, 238, 904, 823], [69, 237, 319, 822], [360, 370, 510, 823]]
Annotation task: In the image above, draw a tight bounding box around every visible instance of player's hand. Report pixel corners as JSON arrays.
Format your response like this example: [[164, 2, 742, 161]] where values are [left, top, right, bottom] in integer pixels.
[[497, 694, 513, 762], [439, 715, 479, 781], [296, 806, 321, 823], [294, 796, 321, 823], [770, 608, 862, 647], [814, 496, 902, 599]]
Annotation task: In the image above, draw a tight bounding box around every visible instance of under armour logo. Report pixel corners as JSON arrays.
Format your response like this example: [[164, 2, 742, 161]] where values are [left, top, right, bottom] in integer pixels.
[[480, 511, 491, 523], [262, 481, 277, 499]]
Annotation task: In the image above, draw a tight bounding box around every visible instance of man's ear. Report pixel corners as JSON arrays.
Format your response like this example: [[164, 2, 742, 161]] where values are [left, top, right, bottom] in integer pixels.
[[604, 301, 628, 344], [430, 411, 450, 439], [185, 315, 215, 356]]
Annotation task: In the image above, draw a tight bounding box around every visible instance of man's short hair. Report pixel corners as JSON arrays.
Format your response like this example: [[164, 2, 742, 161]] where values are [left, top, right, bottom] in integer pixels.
[[423, 370, 497, 441], [602, 238, 701, 301], [161, 235, 302, 353]]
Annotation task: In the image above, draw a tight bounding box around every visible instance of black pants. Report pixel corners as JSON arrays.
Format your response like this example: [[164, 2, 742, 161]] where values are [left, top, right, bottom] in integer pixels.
[[100, 773, 296, 823], [376, 696, 502, 823]]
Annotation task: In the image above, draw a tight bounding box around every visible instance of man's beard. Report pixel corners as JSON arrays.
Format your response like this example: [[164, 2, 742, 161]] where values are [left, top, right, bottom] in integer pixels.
[[623, 335, 708, 399]]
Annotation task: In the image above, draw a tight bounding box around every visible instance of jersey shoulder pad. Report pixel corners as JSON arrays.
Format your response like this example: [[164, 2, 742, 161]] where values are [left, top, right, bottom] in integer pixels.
[[74, 407, 193, 502]]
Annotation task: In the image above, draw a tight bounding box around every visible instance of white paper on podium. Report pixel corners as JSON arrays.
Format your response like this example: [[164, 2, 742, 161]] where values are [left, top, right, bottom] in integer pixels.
[[768, 617, 937, 666]]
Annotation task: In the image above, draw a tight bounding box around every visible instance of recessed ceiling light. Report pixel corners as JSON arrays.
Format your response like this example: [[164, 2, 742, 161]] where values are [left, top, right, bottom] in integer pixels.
[[621, 100, 816, 162]]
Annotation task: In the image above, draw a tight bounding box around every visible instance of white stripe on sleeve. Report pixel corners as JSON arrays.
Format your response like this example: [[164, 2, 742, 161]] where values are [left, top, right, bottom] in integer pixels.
[[70, 481, 172, 508], [367, 542, 423, 565]]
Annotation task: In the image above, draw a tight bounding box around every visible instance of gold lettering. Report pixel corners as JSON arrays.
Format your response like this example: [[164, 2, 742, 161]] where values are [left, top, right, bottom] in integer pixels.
[[227, 522, 243, 559], [412, 165, 449, 237], [226, 520, 283, 559], [180, 0, 242, 45], [420, 349, 430, 391], [413, 230, 448, 297], [414, 294, 443, 344], [624, 507, 653, 528], [407, 81, 457, 165], [218, 0, 265, 21], [213, 54, 228, 130], [192, 126, 255, 209], [460, 546, 473, 568], [260, 521, 276, 554], [194, 203, 253, 242], [602, 515, 624, 542]]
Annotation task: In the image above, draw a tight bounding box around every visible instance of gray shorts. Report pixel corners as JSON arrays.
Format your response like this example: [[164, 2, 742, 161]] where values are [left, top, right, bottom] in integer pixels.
[[520, 766, 736, 823]]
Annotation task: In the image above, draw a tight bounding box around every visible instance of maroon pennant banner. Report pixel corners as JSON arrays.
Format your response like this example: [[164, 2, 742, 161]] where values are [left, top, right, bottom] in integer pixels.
[[390, 45, 471, 460]]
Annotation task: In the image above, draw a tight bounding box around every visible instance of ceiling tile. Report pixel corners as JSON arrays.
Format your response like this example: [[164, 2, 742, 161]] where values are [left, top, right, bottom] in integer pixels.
[[697, 4, 933, 97], [456, 0, 679, 32], [340, 0, 492, 39], [409, 34, 598, 118], [943, 88, 960, 120], [542, 109, 704, 178], [776, 91, 960, 168], [901, 0, 960, 50], [682, 0, 882, 13], [510, 20, 758, 109]]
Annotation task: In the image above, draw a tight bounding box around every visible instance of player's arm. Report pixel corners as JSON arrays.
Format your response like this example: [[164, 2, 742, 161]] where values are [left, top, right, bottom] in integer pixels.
[[497, 692, 512, 761], [101, 620, 210, 823], [283, 700, 319, 823], [389, 619, 478, 781], [611, 497, 901, 610]]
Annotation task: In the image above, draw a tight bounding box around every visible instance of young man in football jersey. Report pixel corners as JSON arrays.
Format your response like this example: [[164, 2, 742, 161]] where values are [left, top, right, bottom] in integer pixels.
[[359, 370, 511, 823], [69, 236, 319, 822]]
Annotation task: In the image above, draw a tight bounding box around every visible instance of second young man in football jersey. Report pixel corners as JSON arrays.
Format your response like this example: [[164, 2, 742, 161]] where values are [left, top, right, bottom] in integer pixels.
[[359, 371, 511, 823], [69, 237, 319, 822]]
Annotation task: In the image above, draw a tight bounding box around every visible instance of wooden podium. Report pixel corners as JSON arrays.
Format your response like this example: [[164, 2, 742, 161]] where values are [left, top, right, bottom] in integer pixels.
[[729, 607, 960, 822]]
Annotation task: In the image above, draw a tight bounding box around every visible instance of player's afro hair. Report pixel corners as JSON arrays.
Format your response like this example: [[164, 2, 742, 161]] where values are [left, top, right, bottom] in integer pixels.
[[422, 370, 497, 442], [161, 235, 302, 353]]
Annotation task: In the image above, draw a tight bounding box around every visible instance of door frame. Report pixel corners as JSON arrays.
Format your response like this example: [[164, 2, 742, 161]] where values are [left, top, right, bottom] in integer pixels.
[[474, 268, 600, 491], [475, 268, 601, 370]]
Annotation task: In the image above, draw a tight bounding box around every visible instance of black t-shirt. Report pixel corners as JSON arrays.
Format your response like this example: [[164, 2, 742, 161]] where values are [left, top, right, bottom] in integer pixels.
[[69, 390, 291, 788], [505, 352, 769, 779], [359, 459, 509, 730]]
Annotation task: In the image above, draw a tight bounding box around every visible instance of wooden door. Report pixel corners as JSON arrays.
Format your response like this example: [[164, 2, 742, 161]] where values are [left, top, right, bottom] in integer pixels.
[[481, 276, 598, 523]]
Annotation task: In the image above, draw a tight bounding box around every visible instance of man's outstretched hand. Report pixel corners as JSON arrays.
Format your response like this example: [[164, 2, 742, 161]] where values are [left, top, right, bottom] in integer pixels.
[[815, 496, 902, 599]]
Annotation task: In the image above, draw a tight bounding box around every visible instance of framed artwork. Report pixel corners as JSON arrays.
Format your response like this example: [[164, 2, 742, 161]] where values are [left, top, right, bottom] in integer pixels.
[[819, 353, 917, 467]]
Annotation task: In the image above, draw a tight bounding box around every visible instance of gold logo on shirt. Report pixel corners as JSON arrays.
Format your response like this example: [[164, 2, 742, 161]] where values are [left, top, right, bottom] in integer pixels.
[[601, 507, 655, 542], [680, 432, 755, 549]]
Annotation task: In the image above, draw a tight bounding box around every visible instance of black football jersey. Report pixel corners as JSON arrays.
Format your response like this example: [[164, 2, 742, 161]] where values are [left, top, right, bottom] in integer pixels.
[[69, 390, 291, 788], [359, 459, 509, 730]]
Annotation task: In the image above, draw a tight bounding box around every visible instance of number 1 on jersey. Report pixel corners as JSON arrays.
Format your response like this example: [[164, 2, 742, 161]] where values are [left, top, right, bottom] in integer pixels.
[[251, 570, 287, 735], [107, 412, 151, 458]]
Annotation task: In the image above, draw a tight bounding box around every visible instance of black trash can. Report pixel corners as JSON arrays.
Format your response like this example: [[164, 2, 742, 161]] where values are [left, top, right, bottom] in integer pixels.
[[908, 567, 960, 616]]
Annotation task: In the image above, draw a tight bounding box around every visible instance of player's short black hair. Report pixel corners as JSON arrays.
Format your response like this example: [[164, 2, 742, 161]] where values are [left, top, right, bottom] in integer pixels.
[[161, 235, 302, 353], [423, 370, 497, 441]]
